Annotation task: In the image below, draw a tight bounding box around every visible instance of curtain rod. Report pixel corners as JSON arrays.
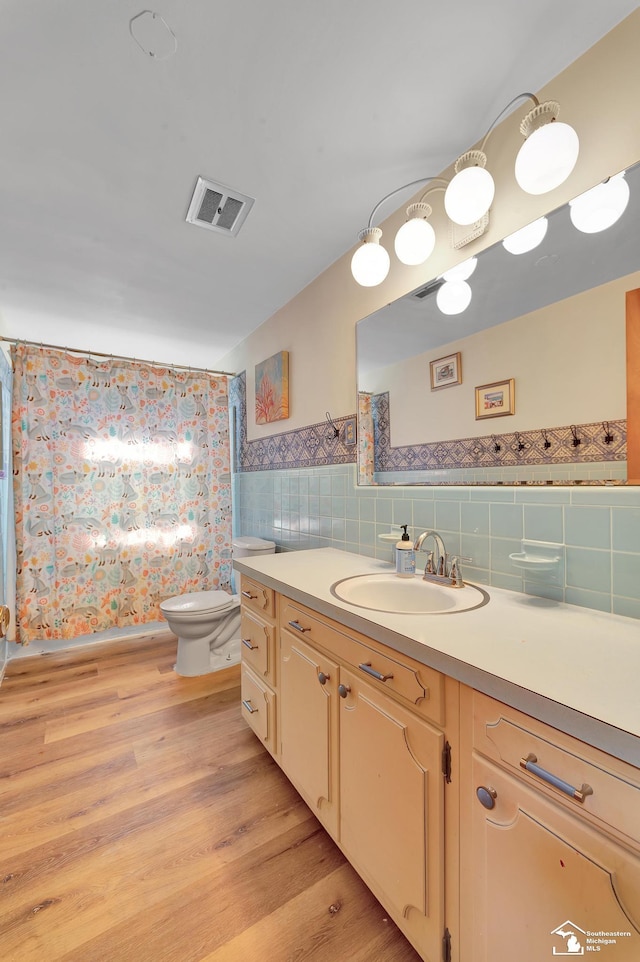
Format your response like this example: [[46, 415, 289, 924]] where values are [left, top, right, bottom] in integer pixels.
[[0, 336, 236, 378]]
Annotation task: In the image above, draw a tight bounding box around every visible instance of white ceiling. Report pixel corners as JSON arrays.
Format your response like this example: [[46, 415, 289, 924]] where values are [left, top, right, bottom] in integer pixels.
[[0, 1, 638, 370]]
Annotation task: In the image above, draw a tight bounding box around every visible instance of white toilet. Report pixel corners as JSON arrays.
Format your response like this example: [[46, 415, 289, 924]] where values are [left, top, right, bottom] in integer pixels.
[[160, 535, 275, 676]]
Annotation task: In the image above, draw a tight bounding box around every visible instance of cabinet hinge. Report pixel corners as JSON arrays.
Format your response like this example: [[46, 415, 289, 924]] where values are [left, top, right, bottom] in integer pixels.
[[442, 927, 452, 962], [442, 741, 452, 783]]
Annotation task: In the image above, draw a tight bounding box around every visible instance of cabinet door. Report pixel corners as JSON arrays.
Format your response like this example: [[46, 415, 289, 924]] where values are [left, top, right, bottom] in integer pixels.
[[463, 753, 640, 961], [280, 628, 339, 838], [338, 667, 445, 962]]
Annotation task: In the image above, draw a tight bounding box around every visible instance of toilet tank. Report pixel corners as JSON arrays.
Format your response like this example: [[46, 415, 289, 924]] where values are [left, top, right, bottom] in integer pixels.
[[232, 536, 276, 558]]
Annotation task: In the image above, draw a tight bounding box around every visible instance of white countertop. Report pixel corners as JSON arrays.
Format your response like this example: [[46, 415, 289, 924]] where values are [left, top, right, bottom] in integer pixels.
[[234, 547, 640, 768]]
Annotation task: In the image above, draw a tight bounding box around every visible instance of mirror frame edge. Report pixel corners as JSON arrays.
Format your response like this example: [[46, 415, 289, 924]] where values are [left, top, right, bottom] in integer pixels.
[[627, 287, 640, 483]]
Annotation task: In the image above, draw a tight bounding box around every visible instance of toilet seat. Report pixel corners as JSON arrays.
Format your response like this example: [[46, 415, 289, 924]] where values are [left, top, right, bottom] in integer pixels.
[[160, 591, 239, 617]]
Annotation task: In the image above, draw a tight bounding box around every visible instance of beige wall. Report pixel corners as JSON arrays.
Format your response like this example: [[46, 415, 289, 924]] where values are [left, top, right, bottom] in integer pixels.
[[364, 271, 639, 445], [219, 9, 640, 441]]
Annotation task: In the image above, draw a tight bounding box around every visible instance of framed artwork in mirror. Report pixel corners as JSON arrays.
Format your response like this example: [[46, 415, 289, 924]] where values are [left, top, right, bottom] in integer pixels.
[[475, 378, 515, 419], [430, 352, 462, 391]]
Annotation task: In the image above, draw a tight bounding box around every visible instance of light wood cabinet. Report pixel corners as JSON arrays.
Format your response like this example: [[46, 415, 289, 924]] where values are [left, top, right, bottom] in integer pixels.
[[239, 574, 640, 962], [460, 687, 640, 961], [339, 665, 445, 962], [279, 627, 340, 837], [239, 575, 278, 758]]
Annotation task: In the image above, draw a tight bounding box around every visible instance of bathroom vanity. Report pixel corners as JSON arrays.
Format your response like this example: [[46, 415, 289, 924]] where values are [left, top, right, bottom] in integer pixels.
[[235, 547, 640, 962]]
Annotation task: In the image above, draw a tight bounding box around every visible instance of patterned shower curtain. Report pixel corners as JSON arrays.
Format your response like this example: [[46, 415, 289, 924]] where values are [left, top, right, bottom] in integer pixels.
[[12, 344, 232, 644]]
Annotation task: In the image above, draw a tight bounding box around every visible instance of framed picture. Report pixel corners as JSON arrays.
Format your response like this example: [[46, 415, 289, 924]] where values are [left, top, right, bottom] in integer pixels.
[[255, 350, 289, 424], [430, 352, 462, 390], [475, 378, 515, 419]]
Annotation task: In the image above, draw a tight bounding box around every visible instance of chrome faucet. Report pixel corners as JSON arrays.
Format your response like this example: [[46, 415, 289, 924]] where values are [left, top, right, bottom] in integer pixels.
[[413, 530, 465, 588]]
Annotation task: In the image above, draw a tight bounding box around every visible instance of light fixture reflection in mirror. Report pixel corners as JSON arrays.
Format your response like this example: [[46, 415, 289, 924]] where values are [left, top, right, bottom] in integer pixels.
[[569, 172, 630, 233], [436, 280, 472, 315], [356, 161, 639, 486], [502, 216, 548, 255]]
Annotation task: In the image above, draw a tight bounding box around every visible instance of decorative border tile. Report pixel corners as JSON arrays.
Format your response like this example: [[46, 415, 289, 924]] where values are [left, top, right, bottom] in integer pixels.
[[230, 372, 357, 472], [372, 392, 626, 475]]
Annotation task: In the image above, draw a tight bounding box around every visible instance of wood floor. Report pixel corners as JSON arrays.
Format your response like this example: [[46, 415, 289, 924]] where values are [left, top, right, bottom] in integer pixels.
[[0, 634, 421, 962]]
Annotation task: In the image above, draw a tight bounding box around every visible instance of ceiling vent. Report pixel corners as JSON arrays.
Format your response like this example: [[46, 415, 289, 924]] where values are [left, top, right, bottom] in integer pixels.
[[412, 278, 444, 300], [185, 177, 255, 237]]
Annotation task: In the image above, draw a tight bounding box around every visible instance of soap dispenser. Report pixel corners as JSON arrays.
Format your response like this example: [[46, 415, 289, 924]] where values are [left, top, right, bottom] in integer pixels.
[[395, 524, 416, 577]]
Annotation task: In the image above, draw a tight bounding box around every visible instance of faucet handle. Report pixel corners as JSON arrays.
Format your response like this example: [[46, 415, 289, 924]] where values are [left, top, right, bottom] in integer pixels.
[[448, 555, 472, 587], [424, 550, 435, 574]]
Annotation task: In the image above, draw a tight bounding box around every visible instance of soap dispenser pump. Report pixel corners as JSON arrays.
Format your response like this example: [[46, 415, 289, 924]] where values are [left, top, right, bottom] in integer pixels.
[[395, 524, 416, 578]]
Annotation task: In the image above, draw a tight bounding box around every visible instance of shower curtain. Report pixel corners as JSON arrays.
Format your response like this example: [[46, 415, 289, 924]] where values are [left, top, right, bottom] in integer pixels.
[[12, 344, 232, 644]]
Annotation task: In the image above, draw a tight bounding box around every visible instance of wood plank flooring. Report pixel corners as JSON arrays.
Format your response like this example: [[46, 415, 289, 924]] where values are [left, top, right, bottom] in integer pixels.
[[0, 635, 421, 961]]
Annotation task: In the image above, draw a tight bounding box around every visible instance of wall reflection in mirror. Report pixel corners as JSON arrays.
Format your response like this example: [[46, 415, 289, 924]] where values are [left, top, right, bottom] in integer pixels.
[[356, 161, 640, 486]]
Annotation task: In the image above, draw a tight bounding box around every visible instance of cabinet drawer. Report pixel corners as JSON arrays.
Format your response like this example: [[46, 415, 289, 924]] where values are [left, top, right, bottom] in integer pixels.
[[240, 663, 276, 755], [281, 598, 444, 726], [240, 575, 275, 618], [471, 690, 640, 846], [240, 609, 275, 683]]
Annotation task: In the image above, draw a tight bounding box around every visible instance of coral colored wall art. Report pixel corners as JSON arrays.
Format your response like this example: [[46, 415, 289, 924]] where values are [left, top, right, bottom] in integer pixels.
[[255, 350, 289, 424]]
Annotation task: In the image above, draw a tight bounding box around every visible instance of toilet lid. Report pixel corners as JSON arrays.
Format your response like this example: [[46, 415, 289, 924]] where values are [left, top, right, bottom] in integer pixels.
[[160, 590, 240, 615]]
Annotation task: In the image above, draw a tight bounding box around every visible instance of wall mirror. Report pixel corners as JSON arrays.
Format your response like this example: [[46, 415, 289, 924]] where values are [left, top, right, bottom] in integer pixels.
[[356, 160, 640, 486]]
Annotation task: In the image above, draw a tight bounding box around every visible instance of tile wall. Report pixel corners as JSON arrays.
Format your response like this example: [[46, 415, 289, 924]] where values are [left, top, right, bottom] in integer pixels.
[[234, 463, 640, 620]]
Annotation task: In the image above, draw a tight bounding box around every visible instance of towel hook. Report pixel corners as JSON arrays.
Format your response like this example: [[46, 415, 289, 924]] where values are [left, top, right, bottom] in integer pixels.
[[515, 432, 526, 452], [325, 411, 340, 440], [570, 425, 581, 448], [492, 434, 501, 453], [541, 429, 552, 450], [602, 421, 614, 444]]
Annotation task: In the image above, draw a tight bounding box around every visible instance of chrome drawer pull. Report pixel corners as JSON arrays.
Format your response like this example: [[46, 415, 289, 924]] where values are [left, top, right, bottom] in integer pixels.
[[520, 753, 593, 803], [358, 662, 394, 683], [241, 590, 257, 600], [288, 620, 311, 633], [242, 699, 257, 714], [241, 638, 257, 650]]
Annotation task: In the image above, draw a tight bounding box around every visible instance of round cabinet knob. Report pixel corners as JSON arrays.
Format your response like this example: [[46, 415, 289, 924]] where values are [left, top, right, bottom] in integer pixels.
[[476, 786, 497, 810], [317, 671, 330, 685], [338, 684, 351, 699]]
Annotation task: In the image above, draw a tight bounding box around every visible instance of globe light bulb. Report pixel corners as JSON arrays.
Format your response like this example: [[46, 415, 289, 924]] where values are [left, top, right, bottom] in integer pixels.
[[502, 216, 548, 254], [394, 206, 436, 266], [351, 228, 390, 287], [444, 166, 495, 226], [569, 172, 630, 233], [436, 280, 472, 315], [515, 119, 579, 195], [442, 256, 477, 282]]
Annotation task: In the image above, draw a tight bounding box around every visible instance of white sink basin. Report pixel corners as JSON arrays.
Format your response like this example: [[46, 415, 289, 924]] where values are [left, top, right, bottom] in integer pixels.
[[330, 572, 489, 614]]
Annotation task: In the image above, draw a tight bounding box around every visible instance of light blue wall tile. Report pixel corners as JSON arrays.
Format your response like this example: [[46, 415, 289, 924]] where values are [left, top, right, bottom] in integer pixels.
[[613, 595, 640, 619], [514, 487, 571, 504], [612, 551, 640, 599], [523, 505, 564, 543], [412, 501, 435, 529], [359, 521, 376, 546], [566, 547, 611, 592], [612, 507, 640, 552], [471, 488, 516, 502], [461, 502, 490, 535], [524, 583, 564, 603], [570, 487, 640, 506], [564, 587, 612, 613], [490, 503, 523, 540], [234, 464, 640, 620], [359, 498, 375, 522], [462, 533, 490, 570], [435, 500, 461, 531], [490, 571, 523, 591], [565, 506, 611, 548], [345, 497, 359, 520]]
